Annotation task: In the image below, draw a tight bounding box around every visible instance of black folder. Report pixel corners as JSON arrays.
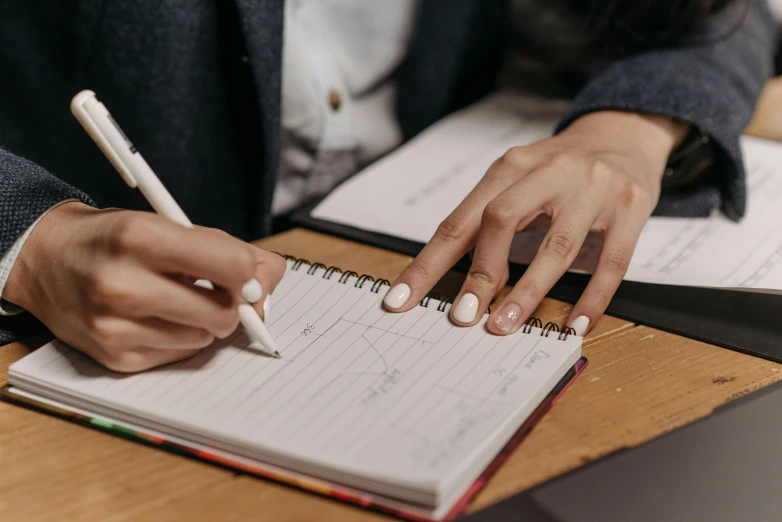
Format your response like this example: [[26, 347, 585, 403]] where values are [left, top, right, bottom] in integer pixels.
[[294, 202, 782, 363]]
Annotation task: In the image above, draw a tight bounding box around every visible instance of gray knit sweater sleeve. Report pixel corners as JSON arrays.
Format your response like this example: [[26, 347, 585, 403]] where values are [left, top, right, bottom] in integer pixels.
[[0, 149, 94, 260], [558, 0, 777, 220], [0, 150, 94, 344]]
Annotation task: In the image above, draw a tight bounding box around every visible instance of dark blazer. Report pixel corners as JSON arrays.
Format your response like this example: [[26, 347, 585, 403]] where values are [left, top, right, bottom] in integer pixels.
[[0, 0, 776, 343]]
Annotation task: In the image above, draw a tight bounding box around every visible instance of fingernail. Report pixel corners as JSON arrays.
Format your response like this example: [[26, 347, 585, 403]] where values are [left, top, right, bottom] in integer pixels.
[[263, 295, 272, 322], [492, 303, 522, 334], [194, 279, 213, 290], [570, 315, 590, 336], [384, 283, 411, 309], [242, 278, 263, 303], [453, 293, 479, 324]]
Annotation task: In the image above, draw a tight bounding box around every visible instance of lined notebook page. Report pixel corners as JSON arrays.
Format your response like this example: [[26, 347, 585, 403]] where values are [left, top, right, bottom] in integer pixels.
[[10, 263, 580, 498]]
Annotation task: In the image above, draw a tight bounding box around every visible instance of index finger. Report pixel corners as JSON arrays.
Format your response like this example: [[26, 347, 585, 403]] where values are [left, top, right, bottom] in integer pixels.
[[113, 215, 257, 292], [195, 226, 288, 305], [247, 244, 288, 319], [383, 210, 478, 312], [383, 159, 520, 312]]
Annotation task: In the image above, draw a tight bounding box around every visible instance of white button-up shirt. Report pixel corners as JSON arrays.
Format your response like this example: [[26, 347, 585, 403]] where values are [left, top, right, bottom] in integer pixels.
[[273, 0, 420, 215]]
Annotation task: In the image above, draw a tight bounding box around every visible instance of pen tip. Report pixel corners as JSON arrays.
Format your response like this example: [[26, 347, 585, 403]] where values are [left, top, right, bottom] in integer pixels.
[[273, 351, 282, 359]]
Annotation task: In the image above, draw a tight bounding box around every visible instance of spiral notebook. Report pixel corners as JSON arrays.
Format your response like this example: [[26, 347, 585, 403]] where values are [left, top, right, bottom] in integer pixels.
[[2, 258, 584, 521]]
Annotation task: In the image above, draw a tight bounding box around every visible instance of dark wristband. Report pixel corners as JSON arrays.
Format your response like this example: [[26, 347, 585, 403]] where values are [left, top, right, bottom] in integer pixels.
[[661, 125, 716, 189]]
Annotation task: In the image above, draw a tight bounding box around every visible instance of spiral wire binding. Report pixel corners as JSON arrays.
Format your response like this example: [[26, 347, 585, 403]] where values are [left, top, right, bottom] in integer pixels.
[[541, 322, 559, 337], [307, 262, 326, 275], [278, 255, 573, 339], [421, 292, 437, 308], [436, 296, 453, 312], [291, 258, 309, 271], [323, 266, 341, 279], [371, 279, 390, 293], [522, 317, 542, 334], [559, 326, 576, 341], [355, 274, 374, 289], [338, 271, 359, 284]]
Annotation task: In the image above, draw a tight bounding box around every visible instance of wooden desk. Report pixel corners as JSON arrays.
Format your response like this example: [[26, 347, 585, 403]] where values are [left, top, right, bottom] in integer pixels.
[[2, 228, 781, 522]]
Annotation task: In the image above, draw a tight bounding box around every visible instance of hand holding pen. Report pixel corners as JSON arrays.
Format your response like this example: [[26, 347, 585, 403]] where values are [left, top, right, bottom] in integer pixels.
[[1, 91, 287, 373], [71, 89, 284, 358]]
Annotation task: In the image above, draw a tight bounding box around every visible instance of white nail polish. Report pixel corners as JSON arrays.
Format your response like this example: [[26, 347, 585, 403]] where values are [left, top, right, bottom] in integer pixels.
[[242, 278, 263, 303], [194, 279, 213, 290], [263, 295, 272, 322], [384, 284, 411, 309], [570, 315, 590, 336], [453, 293, 479, 324]]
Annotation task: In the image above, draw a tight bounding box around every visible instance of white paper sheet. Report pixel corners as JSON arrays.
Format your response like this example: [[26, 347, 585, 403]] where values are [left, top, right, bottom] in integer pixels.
[[312, 91, 782, 291]]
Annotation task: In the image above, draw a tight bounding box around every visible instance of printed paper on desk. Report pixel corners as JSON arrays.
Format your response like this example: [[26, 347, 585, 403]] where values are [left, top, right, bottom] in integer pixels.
[[510, 136, 782, 291], [312, 90, 782, 292], [312, 91, 569, 243]]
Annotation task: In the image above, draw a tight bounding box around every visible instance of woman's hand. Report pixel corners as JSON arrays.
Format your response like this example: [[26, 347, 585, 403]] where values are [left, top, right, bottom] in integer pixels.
[[383, 111, 687, 336], [4, 202, 287, 372]]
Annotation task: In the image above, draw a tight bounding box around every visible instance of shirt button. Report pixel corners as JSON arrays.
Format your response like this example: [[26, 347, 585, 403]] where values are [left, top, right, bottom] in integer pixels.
[[328, 90, 341, 111]]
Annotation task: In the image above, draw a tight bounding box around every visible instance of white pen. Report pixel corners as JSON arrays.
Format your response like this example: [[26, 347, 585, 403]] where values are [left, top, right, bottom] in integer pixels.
[[70, 89, 281, 359]]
